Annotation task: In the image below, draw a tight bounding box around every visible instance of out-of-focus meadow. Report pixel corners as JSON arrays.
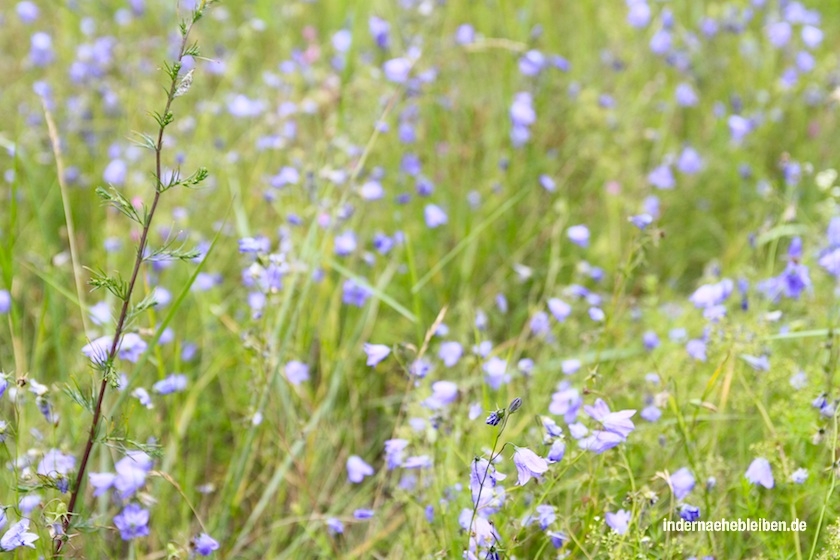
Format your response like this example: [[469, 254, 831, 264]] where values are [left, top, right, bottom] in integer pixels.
[[2, 0, 840, 558]]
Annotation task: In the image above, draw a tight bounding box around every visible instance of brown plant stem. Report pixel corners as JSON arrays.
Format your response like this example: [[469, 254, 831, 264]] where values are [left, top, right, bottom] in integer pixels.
[[54, 14, 200, 556]]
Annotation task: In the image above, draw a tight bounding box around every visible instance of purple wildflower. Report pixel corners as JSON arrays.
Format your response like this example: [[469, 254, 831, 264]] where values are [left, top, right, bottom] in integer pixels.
[[627, 0, 650, 28], [0, 519, 38, 551], [346, 455, 374, 483], [578, 430, 624, 453], [648, 165, 675, 189], [766, 21, 792, 48], [342, 279, 371, 307], [455, 24, 475, 45], [384, 439, 409, 469], [513, 447, 549, 485], [483, 357, 509, 390], [326, 517, 344, 535], [605, 509, 631, 534], [629, 213, 653, 229], [675, 82, 698, 107], [567, 224, 590, 247], [686, 339, 707, 361], [790, 468, 808, 484], [585, 399, 636, 438], [354, 508, 375, 520], [425, 381, 458, 409], [363, 343, 390, 366], [16, 1, 39, 23], [677, 147, 703, 174], [113, 504, 150, 540], [548, 298, 571, 322], [438, 341, 463, 367], [383, 57, 412, 83], [680, 504, 701, 521], [369, 16, 390, 49], [37, 449, 75, 478], [424, 204, 448, 228], [745, 458, 774, 489], [641, 405, 661, 422], [284, 360, 310, 385], [728, 115, 752, 143], [192, 533, 220, 556], [518, 50, 545, 76], [547, 439, 565, 463], [152, 373, 187, 395], [670, 467, 695, 500]]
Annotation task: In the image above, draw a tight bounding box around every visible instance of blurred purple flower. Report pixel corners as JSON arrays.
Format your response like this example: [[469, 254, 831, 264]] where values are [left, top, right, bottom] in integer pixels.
[[326, 517, 344, 534], [548, 298, 571, 322], [455, 24, 475, 45], [671, 467, 695, 500], [346, 455, 374, 483], [284, 360, 310, 385], [627, 0, 650, 28], [745, 458, 774, 488], [680, 504, 701, 521], [439, 341, 463, 367], [648, 165, 675, 189], [16, 1, 39, 23], [29, 32, 53, 66], [153, 373, 187, 395], [383, 57, 412, 83], [193, 533, 220, 556], [677, 147, 703, 174], [114, 504, 149, 540], [547, 439, 565, 463], [424, 204, 448, 228], [424, 381, 458, 409], [37, 449, 75, 478], [530, 311, 550, 336], [334, 231, 357, 256], [728, 115, 752, 143], [641, 404, 661, 422], [332, 29, 352, 53], [766, 21, 792, 47], [539, 174, 556, 192], [369, 16, 390, 49], [605, 509, 631, 534], [342, 279, 371, 307], [549, 382, 582, 422], [227, 94, 265, 117], [686, 339, 707, 361], [354, 508, 375, 519], [629, 213, 653, 230], [518, 50, 545, 76], [364, 343, 390, 366], [103, 158, 127, 185], [802, 25, 823, 49], [567, 224, 590, 247], [649, 29, 672, 54], [483, 357, 509, 390], [675, 82, 699, 107], [384, 439, 409, 469]]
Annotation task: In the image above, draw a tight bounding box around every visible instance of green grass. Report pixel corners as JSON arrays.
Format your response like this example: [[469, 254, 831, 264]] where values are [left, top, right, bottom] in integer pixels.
[[1, 0, 840, 558]]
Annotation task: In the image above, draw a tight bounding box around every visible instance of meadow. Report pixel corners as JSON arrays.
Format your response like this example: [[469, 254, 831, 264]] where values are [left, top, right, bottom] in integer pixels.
[[1, 0, 840, 558]]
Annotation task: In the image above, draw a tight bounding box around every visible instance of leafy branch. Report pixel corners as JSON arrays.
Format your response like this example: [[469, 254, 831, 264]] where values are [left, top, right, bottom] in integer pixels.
[[55, 4, 213, 554]]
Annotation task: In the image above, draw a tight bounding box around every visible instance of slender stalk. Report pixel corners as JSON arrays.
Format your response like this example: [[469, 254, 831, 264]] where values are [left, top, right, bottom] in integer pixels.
[[467, 413, 510, 550], [42, 101, 90, 337], [54, 14, 202, 555]]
